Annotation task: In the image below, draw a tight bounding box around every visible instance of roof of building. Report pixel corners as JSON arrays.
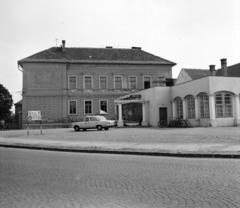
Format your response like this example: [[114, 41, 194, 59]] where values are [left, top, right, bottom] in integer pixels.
[[14, 100, 22, 105], [18, 46, 176, 66], [183, 68, 211, 80], [183, 63, 240, 80], [215, 63, 240, 77]]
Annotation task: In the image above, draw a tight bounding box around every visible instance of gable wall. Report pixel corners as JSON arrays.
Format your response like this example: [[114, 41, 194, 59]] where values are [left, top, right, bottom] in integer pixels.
[[175, 69, 192, 85]]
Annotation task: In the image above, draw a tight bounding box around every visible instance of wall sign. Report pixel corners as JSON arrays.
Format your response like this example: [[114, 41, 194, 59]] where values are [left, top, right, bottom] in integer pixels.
[[28, 111, 42, 121]]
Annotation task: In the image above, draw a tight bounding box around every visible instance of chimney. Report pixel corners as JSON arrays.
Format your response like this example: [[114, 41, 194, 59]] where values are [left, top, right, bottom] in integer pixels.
[[62, 40, 66, 52], [131, 47, 141, 50], [221, 58, 227, 76], [209, 65, 216, 76]]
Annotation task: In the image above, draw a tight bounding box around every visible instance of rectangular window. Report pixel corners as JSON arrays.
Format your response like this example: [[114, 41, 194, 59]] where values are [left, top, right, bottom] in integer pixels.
[[216, 93, 232, 118], [68, 76, 77, 90], [144, 76, 151, 89], [216, 94, 223, 117], [100, 100, 108, 113], [114, 76, 122, 89], [84, 76, 93, 89], [85, 100, 92, 114], [176, 98, 183, 119], [186, 96, 195, 119], [199, 94, 209, 118], [68, 100, 77, 115], [129, 76, 137, 89], [224, 94, 233, 117], [99, 76, 107, 89], [90, 117, 98, 121]]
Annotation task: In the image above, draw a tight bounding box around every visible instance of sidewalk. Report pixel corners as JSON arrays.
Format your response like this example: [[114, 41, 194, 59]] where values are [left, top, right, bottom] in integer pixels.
[[0, 127, 240, 158]]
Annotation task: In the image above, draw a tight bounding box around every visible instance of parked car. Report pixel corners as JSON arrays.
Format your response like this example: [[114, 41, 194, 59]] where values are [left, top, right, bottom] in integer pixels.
[[107, 119, 117, 127], [96, 114, 117, 127], [72, 116, 110, 131]]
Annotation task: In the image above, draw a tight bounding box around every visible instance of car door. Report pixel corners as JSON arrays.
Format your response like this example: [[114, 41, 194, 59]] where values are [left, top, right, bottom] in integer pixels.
[[89, 117, 98, 128], [82, 117, 90, 128]]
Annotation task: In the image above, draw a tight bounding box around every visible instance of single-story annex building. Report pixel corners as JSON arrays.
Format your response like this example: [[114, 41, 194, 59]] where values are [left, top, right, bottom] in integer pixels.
[[115, 59, 240, 127]]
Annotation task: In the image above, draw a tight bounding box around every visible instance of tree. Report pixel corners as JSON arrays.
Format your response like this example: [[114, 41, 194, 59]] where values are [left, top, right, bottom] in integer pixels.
[[0, 84, 13, 120]]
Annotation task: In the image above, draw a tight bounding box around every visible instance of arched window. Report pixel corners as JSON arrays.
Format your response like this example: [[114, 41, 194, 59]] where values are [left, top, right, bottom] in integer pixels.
[[215, 92, 233, 117], [199, 93, 209, 118], [175, 97, 183, 119], [185, 95, 195, 119]]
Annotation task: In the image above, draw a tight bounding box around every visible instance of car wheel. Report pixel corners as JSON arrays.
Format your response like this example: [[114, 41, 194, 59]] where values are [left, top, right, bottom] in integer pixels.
[[104, 127, 109, 130], [74, 126, 80, 132], [97, 125, 103, 131], [83, 129, 87, 131]]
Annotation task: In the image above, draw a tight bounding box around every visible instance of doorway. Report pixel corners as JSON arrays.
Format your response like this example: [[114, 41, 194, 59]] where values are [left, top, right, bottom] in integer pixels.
[[159, 107, 168, 126]]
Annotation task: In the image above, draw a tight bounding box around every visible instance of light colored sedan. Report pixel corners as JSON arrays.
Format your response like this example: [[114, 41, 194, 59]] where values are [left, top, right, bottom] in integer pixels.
[[107, 119, 117, 127], [72, 116, 110, 131]]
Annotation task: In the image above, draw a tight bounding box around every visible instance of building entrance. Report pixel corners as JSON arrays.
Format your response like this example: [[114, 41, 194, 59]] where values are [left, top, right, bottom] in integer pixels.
[[122, 103, 142, 123], [159, 107, 168, 126]]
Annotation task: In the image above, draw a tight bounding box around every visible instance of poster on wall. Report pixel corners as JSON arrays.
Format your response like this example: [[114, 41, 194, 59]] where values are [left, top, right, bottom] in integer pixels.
[[27, 111, 43, 135], [27, 111, 42, 121]]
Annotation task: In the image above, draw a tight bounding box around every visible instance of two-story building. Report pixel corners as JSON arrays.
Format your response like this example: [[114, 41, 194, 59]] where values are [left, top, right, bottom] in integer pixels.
[[18, 40, 176, 127]]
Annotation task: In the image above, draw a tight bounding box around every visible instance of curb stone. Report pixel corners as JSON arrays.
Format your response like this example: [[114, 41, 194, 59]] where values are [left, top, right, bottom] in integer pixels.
[[1, 144, 240, 159]]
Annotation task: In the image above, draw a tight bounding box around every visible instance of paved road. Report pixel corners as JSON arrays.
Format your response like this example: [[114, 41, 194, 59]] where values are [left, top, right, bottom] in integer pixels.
[[1, 147, 240, 208], [1, 127, 240, 157]]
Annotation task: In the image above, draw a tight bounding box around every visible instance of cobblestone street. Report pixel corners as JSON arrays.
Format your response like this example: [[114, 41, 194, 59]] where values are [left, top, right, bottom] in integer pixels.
[[1, 147, 240, 208]]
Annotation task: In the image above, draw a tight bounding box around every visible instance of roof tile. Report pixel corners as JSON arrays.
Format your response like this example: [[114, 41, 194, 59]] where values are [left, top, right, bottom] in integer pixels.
[[183, 69, 211, 80], [216, 63, 240, 77], [18, 47, 176, 65]]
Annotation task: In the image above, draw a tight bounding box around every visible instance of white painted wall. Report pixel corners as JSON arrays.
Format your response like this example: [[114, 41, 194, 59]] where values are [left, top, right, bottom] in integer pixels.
[[122, 76, 240, 127], [171, 77, 210, 99], [130, 87, 171, 127], [175, 69, 192, 85], [208, 77, 240, 94], [171, 76, 240, 127]]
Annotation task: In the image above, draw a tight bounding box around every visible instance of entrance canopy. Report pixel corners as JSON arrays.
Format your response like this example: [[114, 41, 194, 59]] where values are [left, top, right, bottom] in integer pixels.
[[114, 94, 148, 127], [114, 99, 145, 104], [114, 94, 146, 104]]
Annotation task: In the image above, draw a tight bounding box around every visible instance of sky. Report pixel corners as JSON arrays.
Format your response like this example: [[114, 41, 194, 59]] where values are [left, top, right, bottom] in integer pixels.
[[0, 0, 240, 107]]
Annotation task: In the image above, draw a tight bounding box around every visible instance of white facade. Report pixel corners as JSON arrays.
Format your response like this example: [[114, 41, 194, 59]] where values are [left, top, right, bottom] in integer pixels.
[[115, 87, 171, 127], [171, 76, 240, 127], [116, 76, 240, 127]]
